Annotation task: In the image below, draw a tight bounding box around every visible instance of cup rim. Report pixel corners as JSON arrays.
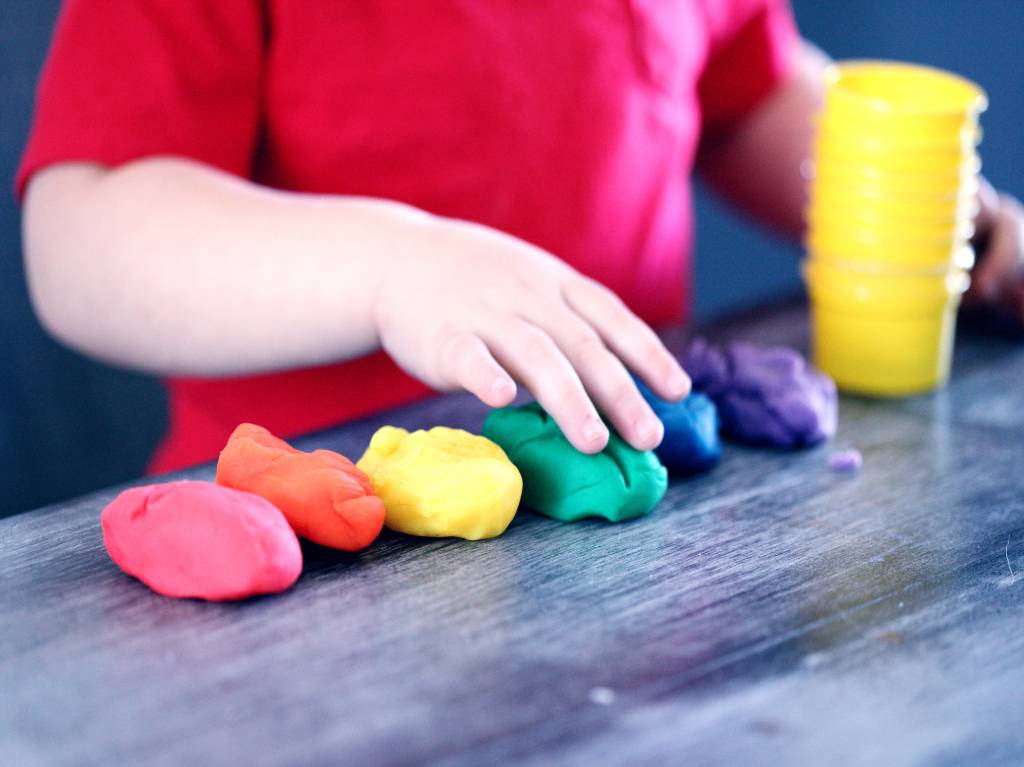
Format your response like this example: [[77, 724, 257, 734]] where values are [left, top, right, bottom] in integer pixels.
[[810, 174, 980, 201], [803, 257, 971, 284], [813, 117, 983, 151], [808, 221, 975, 247], [807, 206, 976, 234], [806, 229, 971, 256], [804, 246, 975, 275], [813, 150, 981, 178], [814, 163, 980, 185], [810, 183, 979, 209], [802, 260, 971, 312], [825, 60, 989, 118], [808, 196, 980, 223]]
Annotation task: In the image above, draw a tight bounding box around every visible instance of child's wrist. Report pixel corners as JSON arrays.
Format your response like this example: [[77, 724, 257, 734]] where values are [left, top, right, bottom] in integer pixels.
[[366, 205, 450, 339]]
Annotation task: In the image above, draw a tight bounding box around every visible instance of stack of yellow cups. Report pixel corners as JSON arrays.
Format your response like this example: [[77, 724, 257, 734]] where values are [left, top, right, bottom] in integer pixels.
[[803, 61, 987, 396]]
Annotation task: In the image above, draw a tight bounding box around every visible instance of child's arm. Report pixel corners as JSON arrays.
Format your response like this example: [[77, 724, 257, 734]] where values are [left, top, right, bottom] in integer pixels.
[[695, 41, 827, 237], [24, 158, 690, 454], [699, 42, 1024, 323]]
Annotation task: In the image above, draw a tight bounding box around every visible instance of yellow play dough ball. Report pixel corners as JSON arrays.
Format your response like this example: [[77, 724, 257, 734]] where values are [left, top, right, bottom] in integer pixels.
[[356, 426, 522, 540]]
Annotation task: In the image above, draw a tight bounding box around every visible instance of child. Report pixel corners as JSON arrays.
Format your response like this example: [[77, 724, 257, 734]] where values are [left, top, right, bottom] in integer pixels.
[[18, 1, 1023, 473]]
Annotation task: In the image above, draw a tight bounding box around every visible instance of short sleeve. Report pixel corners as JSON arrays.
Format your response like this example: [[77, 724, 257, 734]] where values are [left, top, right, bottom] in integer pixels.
[[16, 0, 264, 199], [697, 0, 800, 129]]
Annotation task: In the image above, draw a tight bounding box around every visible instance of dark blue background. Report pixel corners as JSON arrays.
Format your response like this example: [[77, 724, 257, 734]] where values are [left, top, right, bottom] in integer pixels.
[[2, 1, 1021, 515]]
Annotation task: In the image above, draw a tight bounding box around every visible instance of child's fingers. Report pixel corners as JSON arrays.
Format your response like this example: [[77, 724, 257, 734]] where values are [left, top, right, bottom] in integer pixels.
[[972, 193, 1024, 309], [562, 278, 690, 401], [484, 319, 609, 454], [436, 329, 517, 407], [539, 309, 663, 451]]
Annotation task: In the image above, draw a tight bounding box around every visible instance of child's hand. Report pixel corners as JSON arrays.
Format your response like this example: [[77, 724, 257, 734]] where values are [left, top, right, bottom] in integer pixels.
[[968, 178, 1024, 322], [373, 217, 691, 454]]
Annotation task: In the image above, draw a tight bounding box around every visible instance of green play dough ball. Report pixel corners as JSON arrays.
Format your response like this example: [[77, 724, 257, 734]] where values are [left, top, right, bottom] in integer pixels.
[[482, 403, 668, 523]]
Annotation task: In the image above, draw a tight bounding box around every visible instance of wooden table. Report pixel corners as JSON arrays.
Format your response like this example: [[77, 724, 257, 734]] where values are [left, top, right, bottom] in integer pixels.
[[3, 303, 1023, 767]]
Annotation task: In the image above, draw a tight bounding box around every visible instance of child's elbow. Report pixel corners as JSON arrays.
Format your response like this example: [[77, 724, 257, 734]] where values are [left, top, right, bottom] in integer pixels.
[[21, 164, 105, 349]]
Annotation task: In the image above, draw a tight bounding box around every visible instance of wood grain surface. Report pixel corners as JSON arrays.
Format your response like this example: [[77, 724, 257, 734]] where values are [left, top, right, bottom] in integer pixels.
[[2, 303, 1023, 767]]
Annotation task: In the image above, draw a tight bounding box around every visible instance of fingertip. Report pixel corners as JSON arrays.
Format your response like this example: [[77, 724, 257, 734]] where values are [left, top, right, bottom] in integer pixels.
[[575, 414, 609, 454], [574, 436, 608, 454], [671, 369, 692, 400], [489, 377, 517, 407], [650, 365, 691, 402], [631, 415, 664, 452], [474, 377, 515, 408]]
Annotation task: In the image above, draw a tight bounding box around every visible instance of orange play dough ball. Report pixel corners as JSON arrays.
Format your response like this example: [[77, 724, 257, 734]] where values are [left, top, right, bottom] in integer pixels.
[[216, 423, 385, 551]]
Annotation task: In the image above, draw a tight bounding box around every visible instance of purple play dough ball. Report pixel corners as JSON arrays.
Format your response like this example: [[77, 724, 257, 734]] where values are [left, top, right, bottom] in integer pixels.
[[683, 338, 837, 449]]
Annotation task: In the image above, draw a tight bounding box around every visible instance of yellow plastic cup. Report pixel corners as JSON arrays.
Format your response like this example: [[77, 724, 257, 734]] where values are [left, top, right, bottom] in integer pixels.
[[823, 61, 987, 140], [817, 110, 979, 147], [805, 230, 971, 269], [814, 127, 979, 166], [813, 153, 979, 187], [806, 173, 974, 203], [804, 255, 971, 290], [814, 145, 980, 181], [828, 60, 986, 108], [802, 259, 969, 396], [806, 59, 987, 285], [810, 181, 979, 222], [808, 304, 960, 396], [809, 214, 974, 247], [814, 119, 982, 158], [807, 202, 978, 236], [811, 167, 979, 201], [806, 244, 975, 276], [807, 205, 976, 243]]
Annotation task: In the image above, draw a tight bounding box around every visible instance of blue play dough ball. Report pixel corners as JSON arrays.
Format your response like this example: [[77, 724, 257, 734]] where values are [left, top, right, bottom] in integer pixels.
[[634, 378, 722, 474]]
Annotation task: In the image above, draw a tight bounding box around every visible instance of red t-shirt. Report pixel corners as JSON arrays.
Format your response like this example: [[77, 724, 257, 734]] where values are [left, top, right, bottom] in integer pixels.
[[18, 0, 798, 473]]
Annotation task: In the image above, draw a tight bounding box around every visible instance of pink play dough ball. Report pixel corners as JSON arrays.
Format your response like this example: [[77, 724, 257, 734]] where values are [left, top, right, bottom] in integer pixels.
[[101, 480, 302, 601]]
